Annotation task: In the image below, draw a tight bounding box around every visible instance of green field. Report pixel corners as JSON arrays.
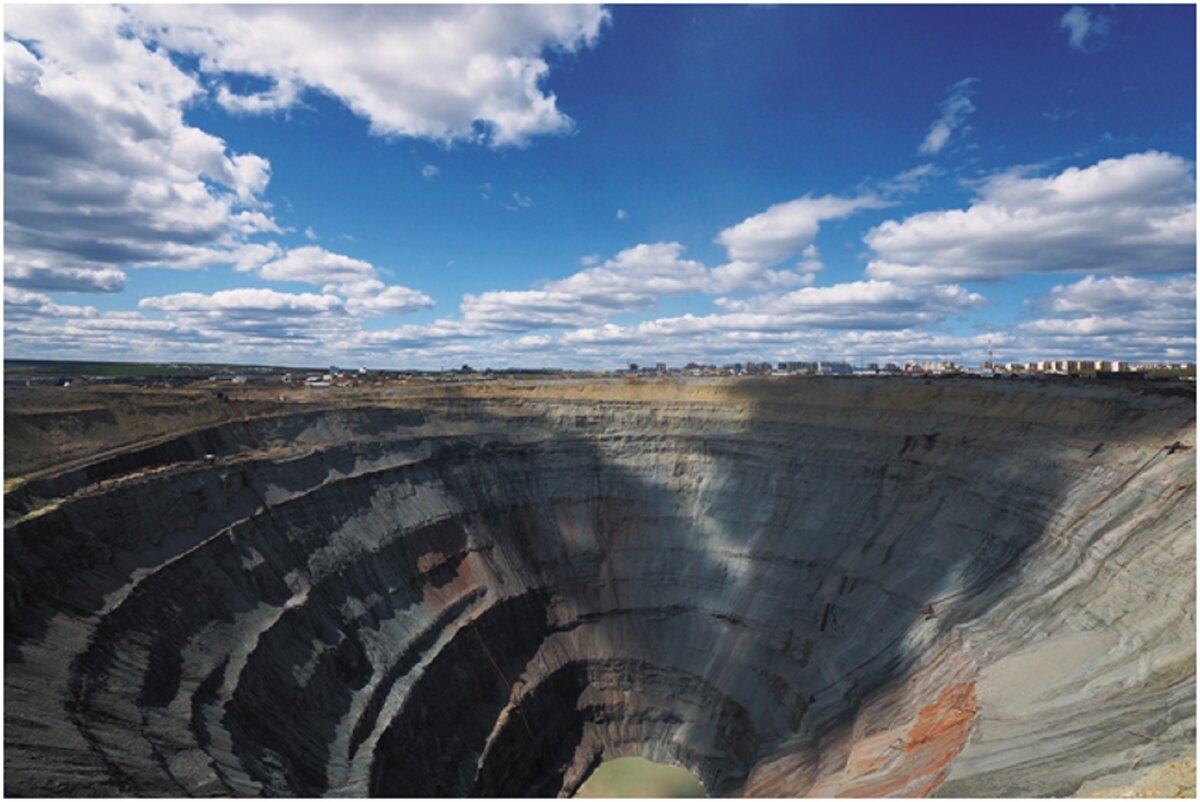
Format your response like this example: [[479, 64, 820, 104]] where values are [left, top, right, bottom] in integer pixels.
[[575, 757, 706, 798], [4, 359, 304, 377]]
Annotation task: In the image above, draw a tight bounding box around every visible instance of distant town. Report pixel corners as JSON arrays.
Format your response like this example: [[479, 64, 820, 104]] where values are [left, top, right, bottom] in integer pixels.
[[5, 356, 1196, 390]]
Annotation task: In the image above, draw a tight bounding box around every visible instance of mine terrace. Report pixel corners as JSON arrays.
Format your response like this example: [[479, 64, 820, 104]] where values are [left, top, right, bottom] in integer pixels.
[[4, 376, 1194, 797]]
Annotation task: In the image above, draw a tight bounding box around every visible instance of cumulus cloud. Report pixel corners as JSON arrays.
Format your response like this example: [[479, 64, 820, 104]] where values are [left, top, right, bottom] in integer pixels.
[[1016, 317, 1194, 362], [337, 280, 436, 317], [455, 241, 836, 335], [706, 260, 815, 294], [1030, 274, 1196, 315], [711, 280, 984, 328], [131, 5, 609, 147], [4, 6, 278, 292], [2, 4, 605, 306], [140, 288, 343, 315], [355, 317, 483, 348], [253, 246, 376, 285], [5, 300, 455, 366], [4, 263, 127, 293], [458, 289, 612, 331], [5, 313, 204, 363], [521, 320, 1013, 371], [13, 262, 982, 368], [566, 323, 1003, 369], [865, 151, 1196, 283], [918, 78, 977, 155], [554, 280, 983, 354], [717, 194, 886, 264], [1015, 274, 1195, 360], [551, 242, 707, 298], [421, 164, 439, 181], [4, 286, 98, 320], [459, 243, 703, 331], [242, 246, 434, 316], [1059, 6, 1113, 54], [7, 287, 352, 365], [138, 287, 359, 348]]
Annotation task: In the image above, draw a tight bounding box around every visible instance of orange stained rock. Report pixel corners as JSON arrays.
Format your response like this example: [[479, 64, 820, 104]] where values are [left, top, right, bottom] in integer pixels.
[[422, 550, 481, 607], [833, 681, 978, 798], [740, 680, 979, 798], [904, 682, 977, 751]]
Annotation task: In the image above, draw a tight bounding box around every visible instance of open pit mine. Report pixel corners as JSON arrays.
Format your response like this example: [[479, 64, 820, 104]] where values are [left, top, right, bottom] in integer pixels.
[[4, 377, 1195, 797]]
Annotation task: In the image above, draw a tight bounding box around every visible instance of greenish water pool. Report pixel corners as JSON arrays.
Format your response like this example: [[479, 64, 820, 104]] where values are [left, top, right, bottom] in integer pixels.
[[575, 756, 707, 798]]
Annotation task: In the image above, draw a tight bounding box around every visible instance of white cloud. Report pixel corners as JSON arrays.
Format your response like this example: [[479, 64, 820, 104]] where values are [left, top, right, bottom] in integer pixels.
[[1014, 274, 1195, 360], [421, 164, 439, 181], [499, 241, 815, 326], [1016, 317, 1194, 362], [216, 80, 301, 115], [5, 313, 202, 362], [551, 242, 706, 297], [337, 280, 436, 316], [131, 5, 609, 147], [4, 286, 98, 319], [711, 280, 984, 328], [866, 151, 1196, 283], [1059, 6, 1113, 54], [1030, 274, 1196, 315], [452, 232, 924, 338], [526, 322, 1016, 370], [880, 163, 940, 196], [2, 4, 606, 308], [254, 246, 376, 284], [140, 288, 343, 315], [4, 263, 126, 293], [241, 246, 434, 317], [717, 194, 886, 264], [304, 226, 319, 242], [225, 242, 285, 273], [798, 243, 824, 271], [136, 287, 360, 349], [706, 260, 816, 294], [348, 318, 485, 354], [918, 78, 977, 155], [458, 289, 614, 331], [616, 208, 629, 220], [3, 6, 278, 291], [458, 243, 705, 331], [553, 280, 983, 352]]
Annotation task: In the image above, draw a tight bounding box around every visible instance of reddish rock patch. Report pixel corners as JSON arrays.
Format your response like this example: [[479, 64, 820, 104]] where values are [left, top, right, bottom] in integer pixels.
[[836, 682, 977, 798], [741, 642, 980, 799]]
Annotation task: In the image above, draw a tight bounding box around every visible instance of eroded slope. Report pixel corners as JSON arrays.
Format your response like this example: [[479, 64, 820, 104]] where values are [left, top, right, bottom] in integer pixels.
[[4, 378, 1195, 797]]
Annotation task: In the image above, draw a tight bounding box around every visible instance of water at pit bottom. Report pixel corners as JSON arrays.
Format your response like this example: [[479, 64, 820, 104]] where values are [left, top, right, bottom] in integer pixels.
[[575, 756, 707, 798]]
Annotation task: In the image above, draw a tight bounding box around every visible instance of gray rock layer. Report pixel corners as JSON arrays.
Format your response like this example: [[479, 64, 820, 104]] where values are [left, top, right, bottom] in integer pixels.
[[4, 378, 1195, 797]]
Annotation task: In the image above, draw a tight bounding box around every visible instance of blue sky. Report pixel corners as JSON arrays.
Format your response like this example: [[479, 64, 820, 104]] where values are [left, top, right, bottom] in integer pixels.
[[4, 4, 1196, 368]]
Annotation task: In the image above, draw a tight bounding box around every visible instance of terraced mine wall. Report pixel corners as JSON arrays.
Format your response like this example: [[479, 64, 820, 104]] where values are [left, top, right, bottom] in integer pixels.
[[4, 378, 1195, 797]]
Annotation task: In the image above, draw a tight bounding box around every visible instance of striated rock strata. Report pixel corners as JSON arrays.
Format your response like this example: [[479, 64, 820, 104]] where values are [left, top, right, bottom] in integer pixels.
[[4, 378, 1195, 796]]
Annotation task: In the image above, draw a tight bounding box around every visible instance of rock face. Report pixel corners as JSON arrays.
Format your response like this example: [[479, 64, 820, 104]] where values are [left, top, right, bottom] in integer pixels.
[[4, 378, 1195, 797]]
